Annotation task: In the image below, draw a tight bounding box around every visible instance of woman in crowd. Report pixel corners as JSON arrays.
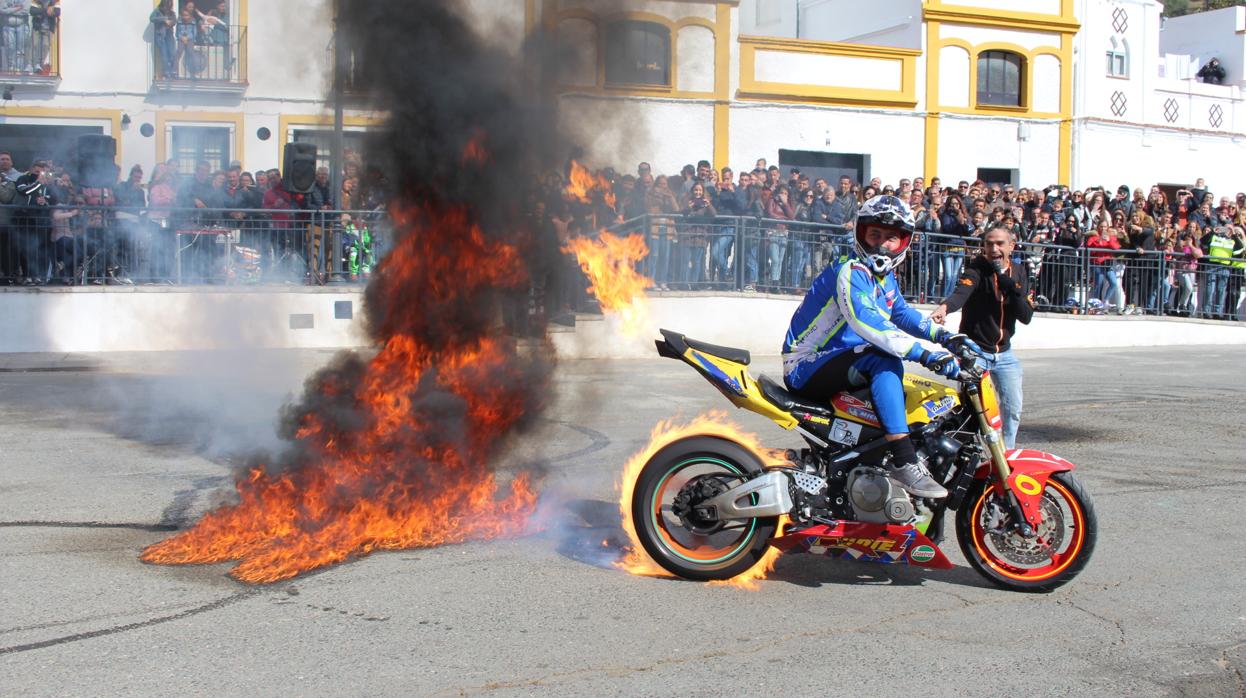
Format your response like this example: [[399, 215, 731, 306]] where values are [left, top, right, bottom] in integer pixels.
[[676, 181, 715, 290], [788, 187, 817, 289], [1087, 220, 1123, 308], [1172, 230, 1203, 316], [147, 163, 177, 281], [1107, 210, 1131, 310], [764, 184, 794, 291], [1085, 190, 1108, 230], [150, 0, 178, 78], [937, 194, 970, 298], [1126, 208, 1158, 311], [740, 174, 765, 291]]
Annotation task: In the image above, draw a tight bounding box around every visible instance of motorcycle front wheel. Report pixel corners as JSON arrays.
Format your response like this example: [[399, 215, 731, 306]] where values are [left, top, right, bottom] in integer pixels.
[[631, 435, 778, 581], [955, 471, 1097, 593]]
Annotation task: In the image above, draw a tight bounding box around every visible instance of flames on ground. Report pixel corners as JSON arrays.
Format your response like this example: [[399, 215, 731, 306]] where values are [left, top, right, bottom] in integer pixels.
[[141, 206, 547, 584], [615, 413, 787, 590]]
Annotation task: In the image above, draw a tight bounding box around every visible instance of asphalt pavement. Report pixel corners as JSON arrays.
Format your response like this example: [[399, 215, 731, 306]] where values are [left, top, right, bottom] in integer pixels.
[[1, 346, 1244, 696]]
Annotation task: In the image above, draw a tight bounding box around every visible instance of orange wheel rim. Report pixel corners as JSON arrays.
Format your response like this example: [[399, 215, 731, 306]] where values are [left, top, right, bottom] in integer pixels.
[[970, 478, 1085, 582]]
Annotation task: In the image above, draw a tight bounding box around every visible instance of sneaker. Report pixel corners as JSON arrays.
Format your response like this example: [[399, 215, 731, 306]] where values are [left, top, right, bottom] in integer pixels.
[[743, 283, 756, 292], [890, 460, 948, 499]]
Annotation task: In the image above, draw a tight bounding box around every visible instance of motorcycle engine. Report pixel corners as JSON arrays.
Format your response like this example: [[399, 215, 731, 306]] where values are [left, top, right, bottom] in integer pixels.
[[846, 466, 914, 524]]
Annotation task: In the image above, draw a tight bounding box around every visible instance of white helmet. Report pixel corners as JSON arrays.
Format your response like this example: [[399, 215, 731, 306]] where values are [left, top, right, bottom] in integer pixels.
[[854, 194, 916, 275]]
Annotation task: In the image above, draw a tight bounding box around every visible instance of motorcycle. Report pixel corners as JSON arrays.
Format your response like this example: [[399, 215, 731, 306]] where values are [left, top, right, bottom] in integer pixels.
[[630, 329, 1097, 592]]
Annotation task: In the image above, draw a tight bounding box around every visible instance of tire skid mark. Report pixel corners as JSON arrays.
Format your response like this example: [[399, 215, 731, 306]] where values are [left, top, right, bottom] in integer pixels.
[[0, 590, 259, 655]]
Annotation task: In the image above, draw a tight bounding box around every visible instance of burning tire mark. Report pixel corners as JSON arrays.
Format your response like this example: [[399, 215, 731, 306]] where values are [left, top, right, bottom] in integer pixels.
[[0, 590, 259, 656], [546, 421, 611, 464]]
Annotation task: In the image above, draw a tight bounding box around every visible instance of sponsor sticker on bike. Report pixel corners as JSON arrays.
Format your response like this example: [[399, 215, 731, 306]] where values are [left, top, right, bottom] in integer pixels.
[[829, 419, 862, 446], [909, 545, 936, 563]]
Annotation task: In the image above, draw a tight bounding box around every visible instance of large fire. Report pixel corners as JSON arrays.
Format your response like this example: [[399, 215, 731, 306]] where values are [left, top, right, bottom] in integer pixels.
[[141, 205, 543, 584], [616, 412, 786, 590], [564, 232, 653, 336], [566, 160, 616, 210]]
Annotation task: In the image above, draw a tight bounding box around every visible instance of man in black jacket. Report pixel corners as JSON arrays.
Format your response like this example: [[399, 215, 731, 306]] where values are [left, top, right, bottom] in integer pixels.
[[930, 222, 1034, 448]]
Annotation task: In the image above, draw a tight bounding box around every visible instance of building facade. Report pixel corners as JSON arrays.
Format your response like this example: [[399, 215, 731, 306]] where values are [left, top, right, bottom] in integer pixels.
[[1, 0, 1242, 194]]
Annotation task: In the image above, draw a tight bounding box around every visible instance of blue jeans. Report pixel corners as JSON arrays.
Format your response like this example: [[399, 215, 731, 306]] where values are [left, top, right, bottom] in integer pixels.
[[710, 229, 734, 283], [941, 251, 964, 298], [2, 24, 30, 73], [981, 349, 1023, 449], [678, 242, 705, 287], [154, 28, 178, 76], [743, 226, 761, 284], [788, 237, 811, 287], [767, 235, 787, 284], [644, 229, 671, 287], [1094, 265, 1118, 303], [1199, 265, 1229, 317]]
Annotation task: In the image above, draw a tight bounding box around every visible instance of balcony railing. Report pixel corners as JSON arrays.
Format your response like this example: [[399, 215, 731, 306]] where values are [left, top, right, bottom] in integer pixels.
[[150, 24, 248, 92], [0, 19, 60, 80]]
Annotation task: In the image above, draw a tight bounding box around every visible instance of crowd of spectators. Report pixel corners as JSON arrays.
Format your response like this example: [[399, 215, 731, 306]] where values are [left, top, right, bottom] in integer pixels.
[[0, 0, 58, 76], [0, 148, 388, 286], [537, 158, 1246, 322]]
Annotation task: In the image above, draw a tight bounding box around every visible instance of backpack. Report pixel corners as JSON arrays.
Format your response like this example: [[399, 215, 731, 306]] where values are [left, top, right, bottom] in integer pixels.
[[0, 179, 16, 206]]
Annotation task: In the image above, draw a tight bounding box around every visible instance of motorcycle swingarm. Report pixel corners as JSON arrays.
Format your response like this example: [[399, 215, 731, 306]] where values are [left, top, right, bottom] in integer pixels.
[[694, 471, 793, 521]]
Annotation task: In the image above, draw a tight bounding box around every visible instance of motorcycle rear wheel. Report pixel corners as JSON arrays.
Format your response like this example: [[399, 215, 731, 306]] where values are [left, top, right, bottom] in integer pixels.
[[955, 471, 1097, 593], [632, 436, 778, 581]]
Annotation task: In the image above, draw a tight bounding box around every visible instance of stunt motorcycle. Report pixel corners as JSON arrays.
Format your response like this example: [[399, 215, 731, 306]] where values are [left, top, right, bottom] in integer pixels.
[[632, 329, 1097, 592]]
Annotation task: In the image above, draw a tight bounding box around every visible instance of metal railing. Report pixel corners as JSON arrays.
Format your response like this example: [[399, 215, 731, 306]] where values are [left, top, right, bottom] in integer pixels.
[[150, 24, 247, 84], [0, 204, 385, 286], [0, 16, 59, 77], [606, 214, 1246, 322]]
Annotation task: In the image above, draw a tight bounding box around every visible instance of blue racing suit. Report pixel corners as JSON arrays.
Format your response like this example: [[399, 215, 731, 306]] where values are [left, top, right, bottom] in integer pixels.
[[782, 257, 942, 435]]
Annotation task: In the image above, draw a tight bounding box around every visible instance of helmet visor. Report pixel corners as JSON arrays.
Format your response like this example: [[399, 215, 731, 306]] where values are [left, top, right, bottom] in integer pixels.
[[856, 222, 913, 260]]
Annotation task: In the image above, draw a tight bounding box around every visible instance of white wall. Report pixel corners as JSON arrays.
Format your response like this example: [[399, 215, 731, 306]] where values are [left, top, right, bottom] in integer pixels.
[[559, 96, 715, 175], [552, 294, 1246, 360], [799, 0, 922, 49], [0, 290, 368, 354], [1074, 121, 1246, 194], [1160, 5, 1246, 87], [729, 105, 926, 182], [937, 116, 1060, 187]]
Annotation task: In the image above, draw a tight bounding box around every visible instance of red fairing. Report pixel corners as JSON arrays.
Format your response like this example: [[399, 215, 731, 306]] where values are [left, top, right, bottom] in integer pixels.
[[770, 521, 954, 570], [975, 449, 1078, 527]]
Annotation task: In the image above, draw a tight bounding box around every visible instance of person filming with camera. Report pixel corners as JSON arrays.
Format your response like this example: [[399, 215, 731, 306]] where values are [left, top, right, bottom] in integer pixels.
[[930, 222, 1034, 448]]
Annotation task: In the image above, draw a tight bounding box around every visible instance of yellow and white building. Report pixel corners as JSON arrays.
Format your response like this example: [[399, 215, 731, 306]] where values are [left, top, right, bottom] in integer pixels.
[[0, 0, 1242, 192]]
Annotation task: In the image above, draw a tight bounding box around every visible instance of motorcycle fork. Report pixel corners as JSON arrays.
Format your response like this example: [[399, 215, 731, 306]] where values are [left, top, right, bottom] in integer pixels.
[[963, 384, 1035, 537]]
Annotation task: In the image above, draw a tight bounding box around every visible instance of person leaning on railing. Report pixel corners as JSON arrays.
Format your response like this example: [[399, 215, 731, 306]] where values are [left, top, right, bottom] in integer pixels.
[[676, 182, 715, 290], [763, 185, 794, 292], [1126, 208, 1158, 312]]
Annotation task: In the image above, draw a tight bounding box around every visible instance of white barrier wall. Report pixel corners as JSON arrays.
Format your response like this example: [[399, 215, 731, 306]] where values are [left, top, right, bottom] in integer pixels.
[[3, 291, 1245, 356], [0, 289, 369, 354], [551, 293, 1246, 360]]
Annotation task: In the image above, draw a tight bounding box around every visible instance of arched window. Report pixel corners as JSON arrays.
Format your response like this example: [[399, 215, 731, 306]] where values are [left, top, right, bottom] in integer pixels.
[[976, 50, 1024, 107], [604, 20, 671, 87], [1106, 37, 1129, 78]]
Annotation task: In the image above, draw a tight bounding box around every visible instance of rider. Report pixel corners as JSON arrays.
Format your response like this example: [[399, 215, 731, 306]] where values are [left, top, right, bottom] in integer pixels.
[[783, 194, 978, 499]]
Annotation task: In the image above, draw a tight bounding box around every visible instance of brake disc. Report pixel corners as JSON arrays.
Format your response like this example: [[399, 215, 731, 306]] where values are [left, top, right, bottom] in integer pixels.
[[987, 494, 1066, 565]]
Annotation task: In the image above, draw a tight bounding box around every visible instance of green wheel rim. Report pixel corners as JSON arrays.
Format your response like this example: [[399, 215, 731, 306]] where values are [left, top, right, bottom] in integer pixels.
[[650, 457, 758, 564]]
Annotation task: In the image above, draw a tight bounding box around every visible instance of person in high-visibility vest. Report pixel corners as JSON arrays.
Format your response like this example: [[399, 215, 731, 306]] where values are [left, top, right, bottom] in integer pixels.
[[1198, 226, 1245, 319], [1226, 226, 1246, 320]]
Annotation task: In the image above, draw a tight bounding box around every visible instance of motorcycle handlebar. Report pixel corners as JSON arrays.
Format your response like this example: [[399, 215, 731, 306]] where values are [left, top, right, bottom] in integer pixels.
[[952, 344, 988, 381]]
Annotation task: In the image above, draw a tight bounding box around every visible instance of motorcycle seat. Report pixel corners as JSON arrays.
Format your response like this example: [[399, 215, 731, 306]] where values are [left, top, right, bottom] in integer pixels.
[[681, 335, 751, 365], [757, 375, 833, 418]]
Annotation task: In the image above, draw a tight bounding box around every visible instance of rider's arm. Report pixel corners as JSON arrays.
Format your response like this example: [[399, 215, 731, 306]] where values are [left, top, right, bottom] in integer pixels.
[[835, 263, 929, 361]]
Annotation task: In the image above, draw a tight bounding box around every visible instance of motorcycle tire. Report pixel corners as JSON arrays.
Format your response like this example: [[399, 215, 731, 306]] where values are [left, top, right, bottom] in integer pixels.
[[632, 435, 778, 582], [955, 471, 1097, 593]]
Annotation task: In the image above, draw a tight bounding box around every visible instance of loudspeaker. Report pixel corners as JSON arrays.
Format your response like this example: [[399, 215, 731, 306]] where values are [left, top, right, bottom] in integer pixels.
[[77, 134, 119, 189], [283, 142, 318, 194]]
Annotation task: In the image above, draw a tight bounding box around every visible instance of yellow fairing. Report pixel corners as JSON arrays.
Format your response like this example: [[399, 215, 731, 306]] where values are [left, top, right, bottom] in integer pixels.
[[980, 371, 1004, 431], [682, 349, 798, 429], [903, 375, 961, 425]]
